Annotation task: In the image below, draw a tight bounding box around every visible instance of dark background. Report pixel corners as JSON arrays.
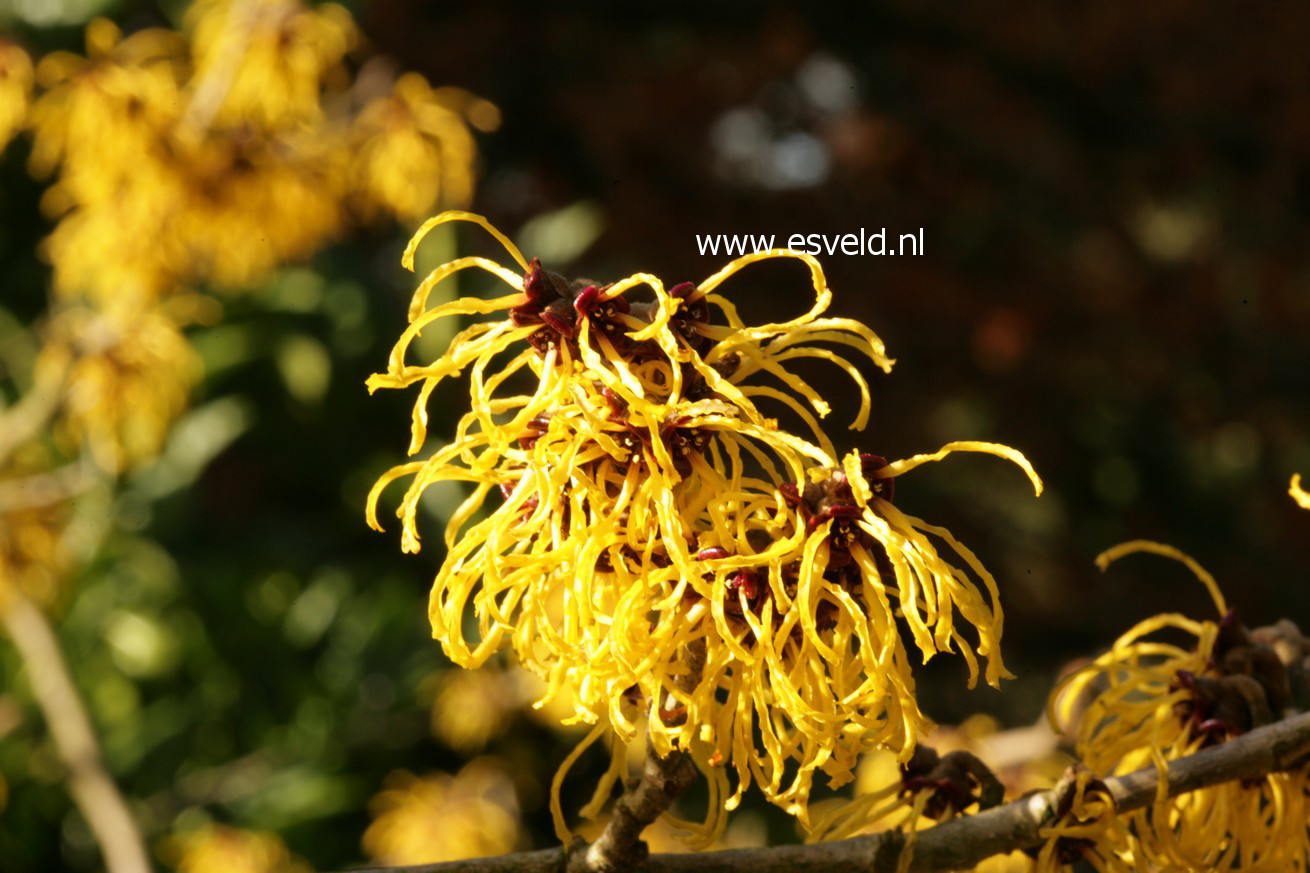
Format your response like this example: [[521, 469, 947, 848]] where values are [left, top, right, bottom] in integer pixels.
[[1, 1, 1308, 869]]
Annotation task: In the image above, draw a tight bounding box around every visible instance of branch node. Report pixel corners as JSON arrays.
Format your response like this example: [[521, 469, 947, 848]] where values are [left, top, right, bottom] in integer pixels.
[[870, 827, 905, 873]]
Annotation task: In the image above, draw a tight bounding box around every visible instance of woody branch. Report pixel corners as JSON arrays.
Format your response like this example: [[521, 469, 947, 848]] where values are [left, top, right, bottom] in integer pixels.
[[338, 709, 1310, 873], [0, 590, 152, 873]]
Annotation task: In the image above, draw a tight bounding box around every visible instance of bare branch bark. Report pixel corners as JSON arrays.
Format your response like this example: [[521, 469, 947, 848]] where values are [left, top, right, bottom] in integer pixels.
[[569, 637, 706, 870], [338, 710, 1310, 873], [0, 591, 152, 873], [573, 743, 698, 873]]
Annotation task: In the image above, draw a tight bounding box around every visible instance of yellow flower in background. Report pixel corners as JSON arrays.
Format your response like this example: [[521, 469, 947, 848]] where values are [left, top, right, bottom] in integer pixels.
[[1050, 540, 1310, 871], [2, 2, 496, 619], [158, 126, 346, 289], [29, 13, 334, 302], [0, 501, 69, 609], [38, 304, 199, 473], [186, 0, 355, 130], [0, 449, 73, 610], [362, 760, 523, 865], [0, 41, 33, 152], [28, 21, 185, 300], [350, 73, 499, 222], [25, 6, 491, 305], [164, 824, 312, 873], [370, 212, 1042, 834], [971, 852, 1037, 873], [28, 20, 184, 209], [429, 663, 523, 753]]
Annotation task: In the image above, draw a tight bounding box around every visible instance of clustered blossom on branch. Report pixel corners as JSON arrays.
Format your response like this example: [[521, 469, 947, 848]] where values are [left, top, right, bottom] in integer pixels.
[[7, 0, 495, 476], [1037, 537, 1310, 870], [367, 210, 1042, 842], [0, 0, 493, 559]]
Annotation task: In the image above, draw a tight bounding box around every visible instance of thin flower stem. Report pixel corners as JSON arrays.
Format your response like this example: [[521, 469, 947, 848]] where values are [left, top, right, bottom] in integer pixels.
[[0, 368, 64, 469], [569, 638, 706, 871], [0, 590, 152, 873], [0, 459, 99, 513], [182, 0, 259, 130], [572, 741, 697, 873], [337, 709, 1310, 873]]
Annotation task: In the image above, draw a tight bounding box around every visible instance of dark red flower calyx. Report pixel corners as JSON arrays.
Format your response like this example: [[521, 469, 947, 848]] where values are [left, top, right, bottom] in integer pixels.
[[696, 546, 767, 619], [517, 412, 552, 448], [788, 469, 872, 562], [513, 258, 622, 353], [1170, 609, 1297, 745], [859, 453, 895, 503], [900, 746, 1004, 820], [667, 281, 711, 352]]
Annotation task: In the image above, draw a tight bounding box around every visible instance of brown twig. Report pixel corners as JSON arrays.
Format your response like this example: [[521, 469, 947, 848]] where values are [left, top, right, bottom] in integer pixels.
[[338, 710, 1310, 873], [573, 743, 698, 873], [569, 638, 706, 871], [0, 590, 152, 873]]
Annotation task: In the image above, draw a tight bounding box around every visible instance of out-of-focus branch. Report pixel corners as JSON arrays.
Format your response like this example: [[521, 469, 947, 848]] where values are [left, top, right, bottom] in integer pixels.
[[339, 710, 1310, 873], [183, 0, 258, 130], [0, 370, 64, 468], [0, 460, 99, 513], [0, 590, 152, 873]]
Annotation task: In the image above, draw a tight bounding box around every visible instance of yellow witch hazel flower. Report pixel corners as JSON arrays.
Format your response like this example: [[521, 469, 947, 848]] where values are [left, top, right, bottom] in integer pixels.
[[164, 824, 312, 873], [38, 302, 199, 473], [368, 211, 1041, 836], [26, 4, 492, 306], [1049, 538, 1310, 872], [349, 73, 498, 223], [185, 0, 356, 131], [0, 447, 73, 610], [0, 40, 33, 152], [362, 760, 523, 865]]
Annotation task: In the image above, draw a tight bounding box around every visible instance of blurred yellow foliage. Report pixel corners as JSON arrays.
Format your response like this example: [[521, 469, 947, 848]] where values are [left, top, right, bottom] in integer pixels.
[[431, 666, 516, 753], [0, 0, 495, 484], [38, 304, 199, 473], [163, 824, 312, 873], [362, 759, 523, 865], [186, 0, 355, 131], [0, 450, 71, 609], [0, 508, 68, 608], [429, 661, 586, 752], [0, 41, 32, 152], [25, 4, 492, 306], [351, 73, 498, 222]]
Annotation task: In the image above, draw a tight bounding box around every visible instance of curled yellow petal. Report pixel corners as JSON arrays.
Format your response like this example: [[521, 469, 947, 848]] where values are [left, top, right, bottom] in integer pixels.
[[1290, 473, 1310, 510], [1094, 539, 1227, 617], [881, 440, 1043, 496], [404, 210, 529, 273]]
